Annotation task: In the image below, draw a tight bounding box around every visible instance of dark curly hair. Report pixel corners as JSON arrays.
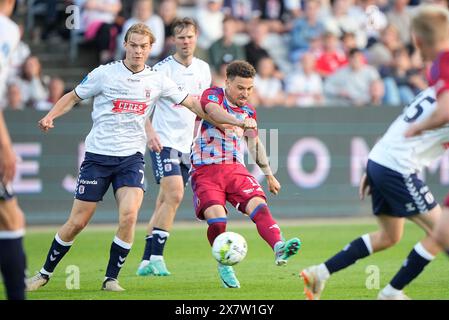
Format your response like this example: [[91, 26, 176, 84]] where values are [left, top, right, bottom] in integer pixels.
[[226, 60, 256, 80]]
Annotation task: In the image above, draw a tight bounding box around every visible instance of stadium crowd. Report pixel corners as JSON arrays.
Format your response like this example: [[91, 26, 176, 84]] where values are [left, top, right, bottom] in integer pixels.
[[3, 0, 446, 109]]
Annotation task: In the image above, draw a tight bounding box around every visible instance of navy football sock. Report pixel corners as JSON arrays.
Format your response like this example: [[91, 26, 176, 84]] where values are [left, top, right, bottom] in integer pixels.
[[151, 228, 169, 258], [0, 235, 26, 300], [141, 235, 152, 261], [390, 243, 433, 290], [324, 235, 372, 274], [42, 233, 73, 275], [105, 236, 131, 280]]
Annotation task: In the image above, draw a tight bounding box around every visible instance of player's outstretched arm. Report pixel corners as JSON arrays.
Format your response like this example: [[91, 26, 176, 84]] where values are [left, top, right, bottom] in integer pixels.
[[246, 135, 281, 195], [180, 95, 256, 129], [405, 91, 449, 137], [38, 90, 81, 132], [145, 118, 162, 153], [0, 112, 17, 184]]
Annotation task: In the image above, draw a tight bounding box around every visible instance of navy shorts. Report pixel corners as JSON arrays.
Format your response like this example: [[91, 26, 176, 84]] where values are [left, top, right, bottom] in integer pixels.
[[75, 152, 146, 202], [149, 147, 191, 185], [366, 160, 437, 217], [0, 182, 14, 201]]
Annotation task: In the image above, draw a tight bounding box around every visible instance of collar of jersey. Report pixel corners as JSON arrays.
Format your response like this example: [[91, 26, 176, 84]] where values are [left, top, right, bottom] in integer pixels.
[[121, 60, 149, 75]]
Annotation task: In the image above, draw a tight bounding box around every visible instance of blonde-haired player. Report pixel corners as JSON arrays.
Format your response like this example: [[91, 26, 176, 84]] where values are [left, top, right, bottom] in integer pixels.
[[405, 4, 449, 261]]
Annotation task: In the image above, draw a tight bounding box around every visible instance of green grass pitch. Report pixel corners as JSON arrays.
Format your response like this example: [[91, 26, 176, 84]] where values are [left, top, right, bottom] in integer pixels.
[[1, 220, 448, 300]]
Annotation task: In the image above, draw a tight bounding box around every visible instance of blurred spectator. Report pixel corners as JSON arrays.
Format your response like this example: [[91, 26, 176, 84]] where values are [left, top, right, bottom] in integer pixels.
[[285, 52, 324, 107], [14, 56, 49, 108], [79, 0, 122, 64], [355, 0, 388, 46], [158, 0, 179, 57], [365, 24, 403, 68], [259, 0, 288, 33], [324, 48, 382, 106], [223, 0, 261, 32], [284, 0, 302, 18], [252, 56, 286, 107], [314, 31, 348, 77], [118, 0, 165, 64], [341, 31, 358, 55], [289, 0, 325, 63], [244, 20, 271, 69], [35, 77, 66, 111], [196, 0, 225, 50], [386, 0, 412, 45], [209, 16, 246, 72], [6, 83, 25, 111], [211, 61, 228, 87], [9, 23, 30, 78], [324, 0, 367, 49], [381, 47, 426, 106]]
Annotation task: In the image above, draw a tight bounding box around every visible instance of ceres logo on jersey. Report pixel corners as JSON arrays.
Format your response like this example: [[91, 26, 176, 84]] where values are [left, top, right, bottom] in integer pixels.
[[112, 99, 149, 115]]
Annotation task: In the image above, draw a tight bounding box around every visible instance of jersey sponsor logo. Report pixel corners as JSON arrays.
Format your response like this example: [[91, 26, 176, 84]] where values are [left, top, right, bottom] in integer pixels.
[[208, 95, 219, 103], [127, 78, 140, 83], [112, 99, 149, 115], [79, 179, 98, 185]]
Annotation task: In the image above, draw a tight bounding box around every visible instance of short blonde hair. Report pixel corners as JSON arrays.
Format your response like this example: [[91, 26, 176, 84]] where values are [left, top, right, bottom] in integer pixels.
[[124, 23, 156, 44], [412, 5, 449, 46]]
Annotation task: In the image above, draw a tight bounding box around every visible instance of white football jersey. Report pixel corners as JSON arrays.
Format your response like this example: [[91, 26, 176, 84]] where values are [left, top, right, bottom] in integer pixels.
[[74, 60, 188, 156], [151, 56, 211, 153], [0, 14, 20, 107], [369, 87, 449, 174]]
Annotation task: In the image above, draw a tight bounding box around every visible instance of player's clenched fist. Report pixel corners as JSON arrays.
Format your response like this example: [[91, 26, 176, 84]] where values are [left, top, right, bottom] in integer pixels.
[[242, 118, 257, 130], [38, 117, 54, 132]]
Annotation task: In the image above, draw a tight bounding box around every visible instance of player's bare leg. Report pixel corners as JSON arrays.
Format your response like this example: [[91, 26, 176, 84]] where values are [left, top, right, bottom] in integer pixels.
[[301, 214, 404, 300], [138, 176, 184, 276], [379, 206, 442, 300], [102, 187, 143, 291], [434, 206, 449, 255], [0, 198, 26, 300], [26, 200, 97, 291], [245, 197, 301, 266]]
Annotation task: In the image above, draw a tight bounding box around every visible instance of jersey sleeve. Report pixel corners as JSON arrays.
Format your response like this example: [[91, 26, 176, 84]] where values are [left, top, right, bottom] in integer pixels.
[[200, 88, 223, 112], [74, 66, 104, 100], [245, 105, 258, 138], [430, 52, 449, 97], [160, 74, 188, 105]]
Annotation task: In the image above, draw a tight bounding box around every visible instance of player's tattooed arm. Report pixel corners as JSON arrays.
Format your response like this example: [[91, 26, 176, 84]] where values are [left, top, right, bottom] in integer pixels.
[[246, 136, 281, 195], [0, 112, 17, 184], [38, 90, 82, 132]]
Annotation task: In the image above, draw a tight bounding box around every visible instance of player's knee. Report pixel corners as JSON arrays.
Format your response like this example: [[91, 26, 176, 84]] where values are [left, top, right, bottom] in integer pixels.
[[68, 219, 88, 234], [120, 211, 138, 228], [165, 190, 184, 206], [382, 233, 401, 248]]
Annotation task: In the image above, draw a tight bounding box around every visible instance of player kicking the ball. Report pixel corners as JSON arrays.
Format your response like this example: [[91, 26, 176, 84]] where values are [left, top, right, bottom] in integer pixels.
[[191, 60, 301, 289], [25, 23, 254, 292], [301, 86, 447, 300]]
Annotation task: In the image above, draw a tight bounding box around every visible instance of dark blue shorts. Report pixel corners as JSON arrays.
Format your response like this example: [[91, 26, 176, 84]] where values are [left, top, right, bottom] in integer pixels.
[[75, 152, 145, 202], [0, 182, 14, 201], [366, 160, 437, 217], [149, 147, 191, 185]]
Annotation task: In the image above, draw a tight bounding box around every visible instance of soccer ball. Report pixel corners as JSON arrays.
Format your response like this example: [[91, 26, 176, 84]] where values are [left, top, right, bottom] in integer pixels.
[[212, 232, 248, 266]]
